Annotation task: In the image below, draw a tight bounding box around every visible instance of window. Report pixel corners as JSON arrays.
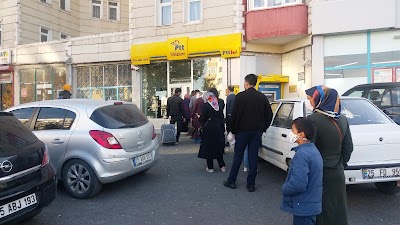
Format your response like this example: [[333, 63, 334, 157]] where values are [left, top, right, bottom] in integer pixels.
[[92, 0, 102, 19], [40, 0, 51, 4], [34, 108, 76, 130], [11, 108, 37, 127], [60, 33, 69, 40], [270, 103, 279, 114], [187, 0, 201, 22], [250, 0, 302, 9], [108, 2, 119, 20], [392, 88, 400, 106], [272, 103, 294, 129], [341, 99, 392, 125], [40, 27, 52, 42], [160, 0, 172, 25], [90, 104, 148, 129], [60, 0, 70, 11]]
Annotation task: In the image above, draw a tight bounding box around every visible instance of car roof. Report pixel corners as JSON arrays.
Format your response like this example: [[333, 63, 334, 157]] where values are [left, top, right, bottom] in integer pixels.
[[7, 99, 134, 116], [349, 82, 400, 88], [273, 96, 364, 103]]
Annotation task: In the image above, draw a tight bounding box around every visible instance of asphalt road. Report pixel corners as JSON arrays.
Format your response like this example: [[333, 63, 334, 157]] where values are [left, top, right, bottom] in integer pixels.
[[22, 136, 400, 225]]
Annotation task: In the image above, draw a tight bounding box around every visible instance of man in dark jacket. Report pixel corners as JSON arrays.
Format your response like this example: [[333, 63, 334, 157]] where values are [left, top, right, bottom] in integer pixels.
[[225, 86, 235, 145], [59, 84, 72, 99], [224, 74, 273, 192], [167, 88, 184, 143]]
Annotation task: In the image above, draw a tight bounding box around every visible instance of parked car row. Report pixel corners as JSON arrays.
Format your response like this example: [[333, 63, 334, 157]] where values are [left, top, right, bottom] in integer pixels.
[[259, 97, 400, 195], [0, 100, 160, 224]]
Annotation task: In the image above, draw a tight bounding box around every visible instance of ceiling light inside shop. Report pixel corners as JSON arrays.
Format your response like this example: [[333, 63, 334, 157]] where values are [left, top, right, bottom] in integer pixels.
[[372, 60, 400, 65], [334, 62, 359, 68], [325, 73, 343, 76]]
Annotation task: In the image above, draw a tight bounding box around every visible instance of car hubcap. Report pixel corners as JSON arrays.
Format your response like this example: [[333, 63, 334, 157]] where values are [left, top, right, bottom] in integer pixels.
[[67, 164, 90, 194]]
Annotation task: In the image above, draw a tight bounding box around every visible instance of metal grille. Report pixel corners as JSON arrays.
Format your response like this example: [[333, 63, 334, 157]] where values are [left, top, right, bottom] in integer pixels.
[[104, 88, 117, 100], [77, 67, 90, 88], [119, 87, 132, 102], [118, 65, 132, 86], [104, 65, 117, 86], [76, 89, 91, 99], [91, 66, 103, 88]]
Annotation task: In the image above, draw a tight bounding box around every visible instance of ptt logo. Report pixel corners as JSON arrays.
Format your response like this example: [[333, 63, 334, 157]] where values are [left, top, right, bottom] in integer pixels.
[[171, 40, 185, 51]]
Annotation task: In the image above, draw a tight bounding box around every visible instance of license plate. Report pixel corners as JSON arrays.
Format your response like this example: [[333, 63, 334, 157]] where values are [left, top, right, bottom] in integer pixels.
[[134, 153, 153, 167], [363, 167, 400, 179], [0, 194, 37, 219]]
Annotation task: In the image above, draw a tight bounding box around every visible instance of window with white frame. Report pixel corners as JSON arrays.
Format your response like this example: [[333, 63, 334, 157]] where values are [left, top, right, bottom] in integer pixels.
[[159, 0, 172, 26], [250, 0, 302, 9], [108, 1, 119, 21], [92, 0, 102, 19], [60, 0, 70, 11], [186, 0, 201, 23], [40, 27, 52, 42], [60, 32, 69, 40], [40, 0, 51, 4]]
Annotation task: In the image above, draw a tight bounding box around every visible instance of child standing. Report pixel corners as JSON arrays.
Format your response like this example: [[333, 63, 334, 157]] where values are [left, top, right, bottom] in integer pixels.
[[281, 117, 323, 225]]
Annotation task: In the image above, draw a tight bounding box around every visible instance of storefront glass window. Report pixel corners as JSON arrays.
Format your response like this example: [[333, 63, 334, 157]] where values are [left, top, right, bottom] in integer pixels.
[[20, 69, 36, 104], [324, 68, 368, 95], [54, 67, 67, 98], [141, 62, 168, 118], [36, 68, 52, 101], [193, 58, 224, 95], [169, 60, 191, 84]]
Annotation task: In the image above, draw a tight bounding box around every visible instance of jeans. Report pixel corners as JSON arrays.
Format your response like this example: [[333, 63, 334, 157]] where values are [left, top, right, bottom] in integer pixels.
[[293, 215, 316, 225], [170, 116, 183, 142], [243, 147, 249, 169], [227, 131, 262, 185]]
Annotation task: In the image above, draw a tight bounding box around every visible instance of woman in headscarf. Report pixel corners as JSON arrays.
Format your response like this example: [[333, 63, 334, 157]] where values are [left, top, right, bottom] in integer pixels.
[[198, 92, 226, 173], [182, 94, 191, 134], [209, 88, 225, 132], [305, 85, 354, 225], [191, 91, 204, 143]]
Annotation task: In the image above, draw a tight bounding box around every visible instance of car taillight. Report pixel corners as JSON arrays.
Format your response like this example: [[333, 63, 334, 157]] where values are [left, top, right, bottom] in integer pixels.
[[42, 146, 50, 167], [89, 130, 122, 149], [152, 126, 157, 140]]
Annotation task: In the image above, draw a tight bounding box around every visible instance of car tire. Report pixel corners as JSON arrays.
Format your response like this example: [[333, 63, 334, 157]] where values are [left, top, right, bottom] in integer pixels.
[[62, 159, 102, 199], [375, 181, 400, 195]]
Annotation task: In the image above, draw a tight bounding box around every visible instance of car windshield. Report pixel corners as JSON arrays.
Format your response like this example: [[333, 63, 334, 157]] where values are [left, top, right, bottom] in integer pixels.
[[340, 99, 392, 125], [90, 104, 149, 129]]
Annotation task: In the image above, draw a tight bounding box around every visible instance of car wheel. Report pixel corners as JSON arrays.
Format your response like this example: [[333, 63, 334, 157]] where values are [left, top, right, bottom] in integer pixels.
[[62, 159, 102, 199], [375, 181, 400, 195]]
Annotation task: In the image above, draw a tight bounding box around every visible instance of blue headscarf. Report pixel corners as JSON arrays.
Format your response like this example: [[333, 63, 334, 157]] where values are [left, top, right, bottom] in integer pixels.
[[305, 86, 341, 120]]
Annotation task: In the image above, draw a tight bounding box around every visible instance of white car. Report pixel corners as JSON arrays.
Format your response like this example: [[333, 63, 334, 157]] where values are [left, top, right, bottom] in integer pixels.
[[259, 97, 400, 194]]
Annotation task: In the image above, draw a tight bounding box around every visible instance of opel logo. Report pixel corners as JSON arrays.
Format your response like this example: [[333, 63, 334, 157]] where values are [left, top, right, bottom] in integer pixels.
[[138, 131, 143, 139], [379, 137, 384, 142], [0, 160, 13, 173]]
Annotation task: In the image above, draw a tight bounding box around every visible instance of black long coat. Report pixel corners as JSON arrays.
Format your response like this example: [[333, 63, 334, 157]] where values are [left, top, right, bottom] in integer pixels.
[[198, 103, 225, 160]]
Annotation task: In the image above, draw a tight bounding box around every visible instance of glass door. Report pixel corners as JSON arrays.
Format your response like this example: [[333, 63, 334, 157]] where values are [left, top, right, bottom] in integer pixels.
[[169, 83, 192, 98]]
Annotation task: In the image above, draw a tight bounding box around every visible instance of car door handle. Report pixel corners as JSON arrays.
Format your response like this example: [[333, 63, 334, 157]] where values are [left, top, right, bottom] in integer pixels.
[[52, 139, 64, 144], [137, 141, 145, 146], [282, 134, 287, 138]]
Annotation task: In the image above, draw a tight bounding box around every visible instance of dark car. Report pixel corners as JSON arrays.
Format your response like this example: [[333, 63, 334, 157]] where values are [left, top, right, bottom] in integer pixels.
[[0, 112, 56, 224], [343, 82, 400, 124]]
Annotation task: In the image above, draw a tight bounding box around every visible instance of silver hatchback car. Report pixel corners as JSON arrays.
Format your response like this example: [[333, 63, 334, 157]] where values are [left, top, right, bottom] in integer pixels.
[[5, 99, 160, 199]]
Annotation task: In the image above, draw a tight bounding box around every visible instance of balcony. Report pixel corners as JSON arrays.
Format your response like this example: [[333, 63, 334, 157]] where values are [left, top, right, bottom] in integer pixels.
[[245, 4, 308, 45]]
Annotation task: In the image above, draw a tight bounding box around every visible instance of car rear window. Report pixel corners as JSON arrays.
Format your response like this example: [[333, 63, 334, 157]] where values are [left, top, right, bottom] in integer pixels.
[[341, 99, 393, 125], [0, 112, 39, 153], [90, 104, 149, 129]]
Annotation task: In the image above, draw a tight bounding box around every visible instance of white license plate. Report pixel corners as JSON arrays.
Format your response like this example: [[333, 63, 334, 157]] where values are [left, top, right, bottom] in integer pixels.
[[0, 194, 37, 219], [363, 167, 400, 179], [134, 153, 153, 167]]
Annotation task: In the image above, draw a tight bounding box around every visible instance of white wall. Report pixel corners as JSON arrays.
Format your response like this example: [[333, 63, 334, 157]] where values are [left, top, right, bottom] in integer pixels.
[[0, 0, 17, 48], [325, 77, 368, 95], [256, 55, 282, 75], [311, 36, 324, 87], [15, 40, 68, 65], [313, 0, 396, 35]]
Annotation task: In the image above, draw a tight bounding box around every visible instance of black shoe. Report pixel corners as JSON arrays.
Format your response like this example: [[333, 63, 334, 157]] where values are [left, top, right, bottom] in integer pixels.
[[246, 184, 255, 192], [223, 181, 236, 189]]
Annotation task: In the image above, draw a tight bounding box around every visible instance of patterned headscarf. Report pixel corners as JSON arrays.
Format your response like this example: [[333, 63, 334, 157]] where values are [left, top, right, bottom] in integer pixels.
[[203, 92, 219, 111], [305, 85, 341, 120]]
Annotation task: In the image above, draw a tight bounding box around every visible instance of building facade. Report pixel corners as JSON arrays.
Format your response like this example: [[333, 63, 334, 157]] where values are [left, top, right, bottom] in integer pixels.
[[0, 0, 129, 110]]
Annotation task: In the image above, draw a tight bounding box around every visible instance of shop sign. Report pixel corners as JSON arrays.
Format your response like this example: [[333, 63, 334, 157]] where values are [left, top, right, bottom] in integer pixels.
[[0, 49, 11, 65], [167, 37, 188, 60], [221, 49, 240, 58], [289, 85, 297, 93], [396, 68, 400, 82], [21, 88, 27, 98], [298, 72, 305, 81], [259, 84, 280, 89], [0, 73, 12, 84], [131, 57, 150, 65], [373, 68, 393, 83]]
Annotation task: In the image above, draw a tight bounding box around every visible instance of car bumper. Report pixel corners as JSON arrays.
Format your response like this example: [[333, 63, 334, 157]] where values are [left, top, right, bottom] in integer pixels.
[[96, 140, 160, 184], [345, 163, 400, 184], [0, 164, 57, 225]]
